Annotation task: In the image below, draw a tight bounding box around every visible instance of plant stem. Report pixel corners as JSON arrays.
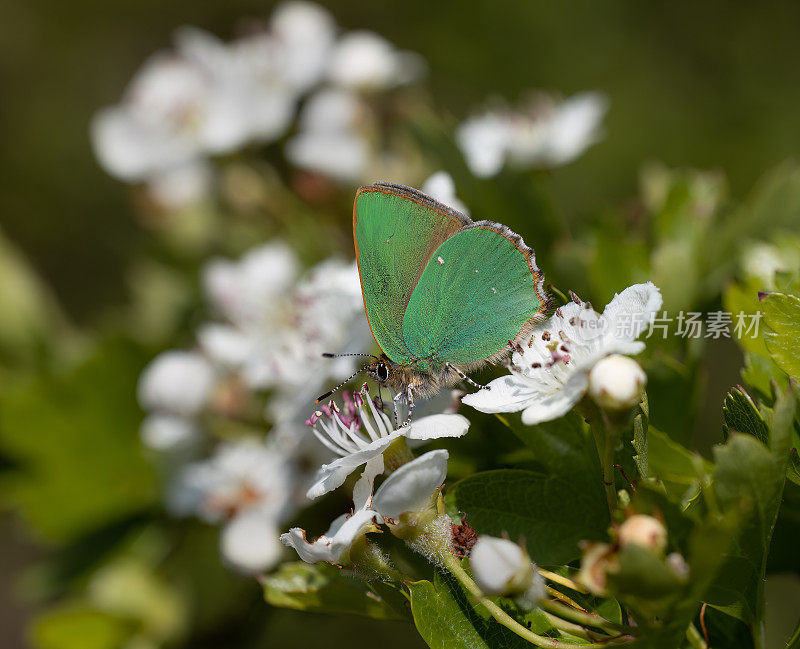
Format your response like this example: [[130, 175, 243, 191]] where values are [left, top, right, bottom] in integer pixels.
[[588, 408, 619, 515], [537, 568, 589, 594], [685, 622, 708, 649], [437, 548, 633, 647], [541, 612, 594, 641], [540, 599, 635, 636]]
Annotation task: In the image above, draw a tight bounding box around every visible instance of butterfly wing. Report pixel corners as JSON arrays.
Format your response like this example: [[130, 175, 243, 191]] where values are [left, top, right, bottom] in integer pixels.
[[354, 182, 472, 364], [402, 221, 548, 371]]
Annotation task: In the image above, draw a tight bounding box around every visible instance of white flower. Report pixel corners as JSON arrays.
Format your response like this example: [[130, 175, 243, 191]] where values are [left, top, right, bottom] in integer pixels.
[[327, 30, 424, 91], [588, 354, 647, 411], [138, 350, 216, 417], [281, 455, 384, 563], [470, 535, 545, 606], [169, 438, 295, 523], [618, 515, 667, 554], [197, 243, 369, 406], [285, 88, 368, 182], [462, 282, 662, 425], [270, 1, 336, 92], [139, 414, 199, 452], [306, 389, 469, 499], [421, 172, 469, 215], [221, 509, 284, 573], [283, 449, 449, 563], [456, 91, 608, 178]]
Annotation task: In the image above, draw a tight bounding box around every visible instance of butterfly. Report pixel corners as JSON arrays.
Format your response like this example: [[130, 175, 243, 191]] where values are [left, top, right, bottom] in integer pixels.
[[319, 182, 550, 425]]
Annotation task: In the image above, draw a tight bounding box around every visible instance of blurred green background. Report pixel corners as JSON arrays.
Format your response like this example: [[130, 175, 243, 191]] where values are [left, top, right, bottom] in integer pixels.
[[2, 1, 800, 647]]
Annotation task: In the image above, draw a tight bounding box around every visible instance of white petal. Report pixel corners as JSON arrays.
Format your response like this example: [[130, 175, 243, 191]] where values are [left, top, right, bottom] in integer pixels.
[[139, 414, 199, 451], [404, 414, 470, 441], [456, 112, 511, 178], [306, 429, 404, 499], [372, 449, 448, 519], [421, 171, 469, 215], [285, 130, 368, 183], [462, 375, 542, 414], [327, 31, 422, 90], [538, 91, 608, 166], [520, 372, 588, 425], [600, 281, 663, 345], [353, 455, 384, 511], [197, 324, 254, 367], [221, 511, 283, 573], [137, 350, 215, 416], [281, 508, 378, 564], [146, 160, 211, 209]]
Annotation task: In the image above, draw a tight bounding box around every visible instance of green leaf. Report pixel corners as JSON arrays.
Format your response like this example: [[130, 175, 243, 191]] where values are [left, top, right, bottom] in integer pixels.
[[763, 292, 800, 379], [722, 388, 769, 445], [262, 562, 407, 620], [31, 604, 133, 649], [408, 572, 534, 649], [707, 389, 795, 629], [607, 544, 684, 600], [450, 412, 609, 565], [0, 337, 158, 541], [741, 352, 789, 398], [647, 426, 711, 505], [632, 395, 649, 478]]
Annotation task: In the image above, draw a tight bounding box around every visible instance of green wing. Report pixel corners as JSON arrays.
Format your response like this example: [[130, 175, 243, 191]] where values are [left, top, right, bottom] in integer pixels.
[[354, 183, 471, 364], [402, 222, 548, 370]]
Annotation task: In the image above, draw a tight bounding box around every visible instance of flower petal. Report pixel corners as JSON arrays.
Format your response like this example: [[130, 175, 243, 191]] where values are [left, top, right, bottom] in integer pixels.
[[306, 429, 404, 499], [600, 281, 663, 344], [352, 455, 384, 511], [404, 414, 470, 441], [373, 450, 448, 519], [462, 375, 543, 414], [221, 510, 283, 573], [281, 508, 378, 564], [520, 372, 588, 425]]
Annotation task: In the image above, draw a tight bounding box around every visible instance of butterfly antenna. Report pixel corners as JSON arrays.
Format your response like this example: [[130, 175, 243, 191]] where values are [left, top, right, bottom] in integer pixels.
[[315, 363, 371, 403], [321, 352, 379, 360]]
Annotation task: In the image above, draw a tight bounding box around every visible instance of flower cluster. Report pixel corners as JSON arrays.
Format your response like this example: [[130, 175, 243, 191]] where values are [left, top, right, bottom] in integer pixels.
[[91, 1, 424, 207], [456, 91, 608, 177]]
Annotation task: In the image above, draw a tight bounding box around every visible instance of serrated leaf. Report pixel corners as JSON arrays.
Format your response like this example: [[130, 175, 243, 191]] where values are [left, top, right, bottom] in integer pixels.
[[722, 388, 769, 444], [262, 562, 406, 620], [647, 426, 711, 505], [707, 389, 795, 633], [633, 395, 649, 478], [450, 412, 608, 565], [409, 572, 536, 649], [763, 292, 800, 379]]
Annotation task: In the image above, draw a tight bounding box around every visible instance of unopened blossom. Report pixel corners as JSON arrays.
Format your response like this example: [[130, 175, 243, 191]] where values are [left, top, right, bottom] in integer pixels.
[[579, 542, 618, 596], [618, 515, 667, 554], [327, 30, 424, 91], [462, 282, 662, 425], [306, 389, 469, 499], [457, 91, 608, 178], [470, 536, 546, 607], [588, 354, 647, 411], [421, 171, 469, 215]]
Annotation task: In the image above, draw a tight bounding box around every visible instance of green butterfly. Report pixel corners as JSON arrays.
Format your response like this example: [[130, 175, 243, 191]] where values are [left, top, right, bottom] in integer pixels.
[[321, 182, 549, 424]]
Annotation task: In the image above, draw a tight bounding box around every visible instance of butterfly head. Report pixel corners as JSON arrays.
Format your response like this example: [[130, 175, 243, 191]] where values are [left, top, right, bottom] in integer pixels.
[[364, 355, 393, 385]]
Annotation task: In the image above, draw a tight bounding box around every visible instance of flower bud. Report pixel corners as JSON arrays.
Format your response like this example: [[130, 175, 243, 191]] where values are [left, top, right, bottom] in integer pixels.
[[618, 515, 667, 554], [588, 354, 646, 411], [578, 542, 618, 596], [470, 536, 545, 605]]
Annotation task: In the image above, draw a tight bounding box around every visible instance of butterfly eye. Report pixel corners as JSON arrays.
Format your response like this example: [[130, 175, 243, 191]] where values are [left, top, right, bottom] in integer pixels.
[[377, 363, 389, 382]]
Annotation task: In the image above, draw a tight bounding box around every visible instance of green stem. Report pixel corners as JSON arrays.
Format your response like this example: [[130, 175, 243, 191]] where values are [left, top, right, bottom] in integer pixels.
[[685, 622, 708, 649], [541, 612, 594, 641], [588, 409, 618, 515], [539, 599, 635, 636], [537, 568, 589, 594], [437, 548, 633, 648]]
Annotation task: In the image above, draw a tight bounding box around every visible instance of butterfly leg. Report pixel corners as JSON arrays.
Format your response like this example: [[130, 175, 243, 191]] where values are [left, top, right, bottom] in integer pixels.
[[401, 384, 416, 427], [446, 362, 491, 391], [392, 391, 405, 428]]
